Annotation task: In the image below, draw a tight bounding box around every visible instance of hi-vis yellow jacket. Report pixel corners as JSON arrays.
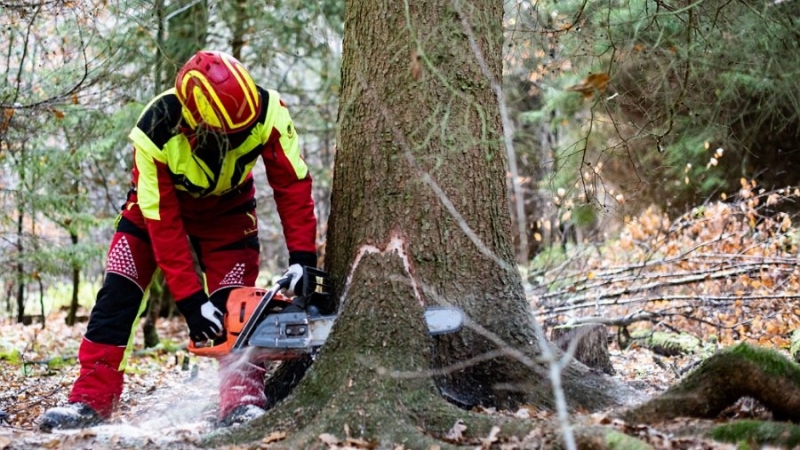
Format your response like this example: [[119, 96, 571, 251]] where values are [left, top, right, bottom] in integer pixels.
[[127, 86, 316, 301]]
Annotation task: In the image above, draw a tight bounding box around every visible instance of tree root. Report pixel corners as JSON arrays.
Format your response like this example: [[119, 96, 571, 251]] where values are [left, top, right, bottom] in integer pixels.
[[622, 343, 800, 423], [710, 419, 800, 447]]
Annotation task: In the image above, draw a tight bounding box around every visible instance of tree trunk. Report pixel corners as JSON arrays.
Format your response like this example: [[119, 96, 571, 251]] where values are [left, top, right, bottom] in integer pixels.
[[153, 0, 166, 92], [142, 272, 173, 348], [15, 200, 25, 324], [66, 231, 80, 326], [162, 0, 207, 82], [326, 0, 628, 412], [142, 275, 163, 349], [230, 0, 248, 60], [551, 324, 615, 375], [220, 0, 635, 447], [37, 276, 45, 329]]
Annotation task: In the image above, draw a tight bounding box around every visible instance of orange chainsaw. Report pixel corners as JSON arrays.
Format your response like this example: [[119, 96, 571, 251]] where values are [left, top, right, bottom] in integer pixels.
[[188, 267, 464, 360]]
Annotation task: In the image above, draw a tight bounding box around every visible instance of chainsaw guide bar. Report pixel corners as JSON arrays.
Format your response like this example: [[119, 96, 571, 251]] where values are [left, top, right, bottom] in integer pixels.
[[247, 305, 465, 357]]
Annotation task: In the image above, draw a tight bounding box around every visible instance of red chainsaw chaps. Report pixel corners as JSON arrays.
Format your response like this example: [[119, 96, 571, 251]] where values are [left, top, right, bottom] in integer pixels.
[[217, 353, 267, 419], [68, 338, 125, 418], [188, 286, 291, 359]]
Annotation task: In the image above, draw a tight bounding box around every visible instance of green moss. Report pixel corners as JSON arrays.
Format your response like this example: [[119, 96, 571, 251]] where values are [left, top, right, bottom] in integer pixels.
[[572, 204, 596, 229], [45, 356, 75, 370], [629, 329, 700, 355], [726, 343, 800, 380], [157, 339, 181, 353], [0, 350, 21, 365], [651, 331, 700, 350], [789, 329, 800, 361], [606, 431, 654, 450], [711, 420, 800, 447]]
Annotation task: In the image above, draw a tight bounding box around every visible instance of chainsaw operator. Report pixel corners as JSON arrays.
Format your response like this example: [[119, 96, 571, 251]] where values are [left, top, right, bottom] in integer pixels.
[[38, 50, 319, 431]]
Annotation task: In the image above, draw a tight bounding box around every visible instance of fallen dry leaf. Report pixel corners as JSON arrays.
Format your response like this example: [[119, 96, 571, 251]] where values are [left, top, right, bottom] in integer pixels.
[[41, 438, 62, 448], [319, 432, 340, 445], [261, 431, 287, 444], [567, 72, 610, 98], [345, 436, 377, 449], [480, 426, 500, 449], [444, 418, 467, 442]]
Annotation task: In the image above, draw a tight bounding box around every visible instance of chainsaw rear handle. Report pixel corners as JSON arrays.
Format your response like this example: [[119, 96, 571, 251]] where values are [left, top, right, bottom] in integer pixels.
[[231, 276, 292, 351], [188, 278, 290, 357], [188, 335, 230, 358]]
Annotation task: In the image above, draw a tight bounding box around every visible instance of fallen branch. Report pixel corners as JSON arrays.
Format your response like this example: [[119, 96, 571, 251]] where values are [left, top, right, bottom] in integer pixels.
[[544, 293, 800, 317], [541, 263, 790, 307]]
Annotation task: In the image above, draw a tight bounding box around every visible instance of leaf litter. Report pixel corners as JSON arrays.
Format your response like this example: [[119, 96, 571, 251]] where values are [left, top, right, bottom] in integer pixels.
[[0, 310, 713, 449], [0, 310, 224, 449]]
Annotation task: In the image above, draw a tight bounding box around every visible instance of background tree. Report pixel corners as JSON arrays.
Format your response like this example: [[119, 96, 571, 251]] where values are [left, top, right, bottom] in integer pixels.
[[140, 0, 210, 347], [506, 0, 800, 247], [0, 0, 344, 324], [0, 1, 123, 323]]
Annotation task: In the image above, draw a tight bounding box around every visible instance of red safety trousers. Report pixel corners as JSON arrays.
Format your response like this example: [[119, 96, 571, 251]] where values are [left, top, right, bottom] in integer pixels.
[[69, 194, 267, 420], [217, 353, 268, 419]]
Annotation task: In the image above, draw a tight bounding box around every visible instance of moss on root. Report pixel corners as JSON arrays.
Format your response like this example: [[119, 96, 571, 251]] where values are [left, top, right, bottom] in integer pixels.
[[627, 330, 701, 357], [710, 419, 800, 448], [726, 343, 800, 381], [605, 431, 653, 450]]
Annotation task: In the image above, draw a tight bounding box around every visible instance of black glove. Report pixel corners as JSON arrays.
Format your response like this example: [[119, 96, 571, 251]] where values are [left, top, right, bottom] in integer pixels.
[[283, 252, 317, 296], [176, 290, 224, 343]]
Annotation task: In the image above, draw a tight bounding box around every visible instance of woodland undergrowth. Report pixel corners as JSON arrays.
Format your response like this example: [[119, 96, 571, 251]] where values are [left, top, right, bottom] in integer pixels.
[[534, 179, 800, 349]]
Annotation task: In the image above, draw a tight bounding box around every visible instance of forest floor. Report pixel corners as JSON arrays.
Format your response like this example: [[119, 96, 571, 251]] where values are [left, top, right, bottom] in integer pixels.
[[0, 305, 782, 450], [2, 189, 797, 449]]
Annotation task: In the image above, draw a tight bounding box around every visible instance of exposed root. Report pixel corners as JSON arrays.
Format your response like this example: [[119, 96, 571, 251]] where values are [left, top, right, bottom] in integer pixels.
[[622, 343, 800, 424]]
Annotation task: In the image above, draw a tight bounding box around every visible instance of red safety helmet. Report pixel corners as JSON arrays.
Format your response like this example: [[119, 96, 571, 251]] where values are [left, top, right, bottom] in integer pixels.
[[175, 51, 261, 133]]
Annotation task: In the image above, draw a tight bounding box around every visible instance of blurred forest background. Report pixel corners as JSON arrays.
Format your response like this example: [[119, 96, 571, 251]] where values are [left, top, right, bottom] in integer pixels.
[[1, 0, 798, 331]]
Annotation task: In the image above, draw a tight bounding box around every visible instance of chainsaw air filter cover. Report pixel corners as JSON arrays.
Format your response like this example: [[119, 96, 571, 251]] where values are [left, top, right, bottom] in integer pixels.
[[227, 287, 292, 341]]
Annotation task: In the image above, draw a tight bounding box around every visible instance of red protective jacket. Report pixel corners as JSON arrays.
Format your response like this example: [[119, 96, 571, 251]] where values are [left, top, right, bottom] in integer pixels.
[[127, 86, 316, 301]]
